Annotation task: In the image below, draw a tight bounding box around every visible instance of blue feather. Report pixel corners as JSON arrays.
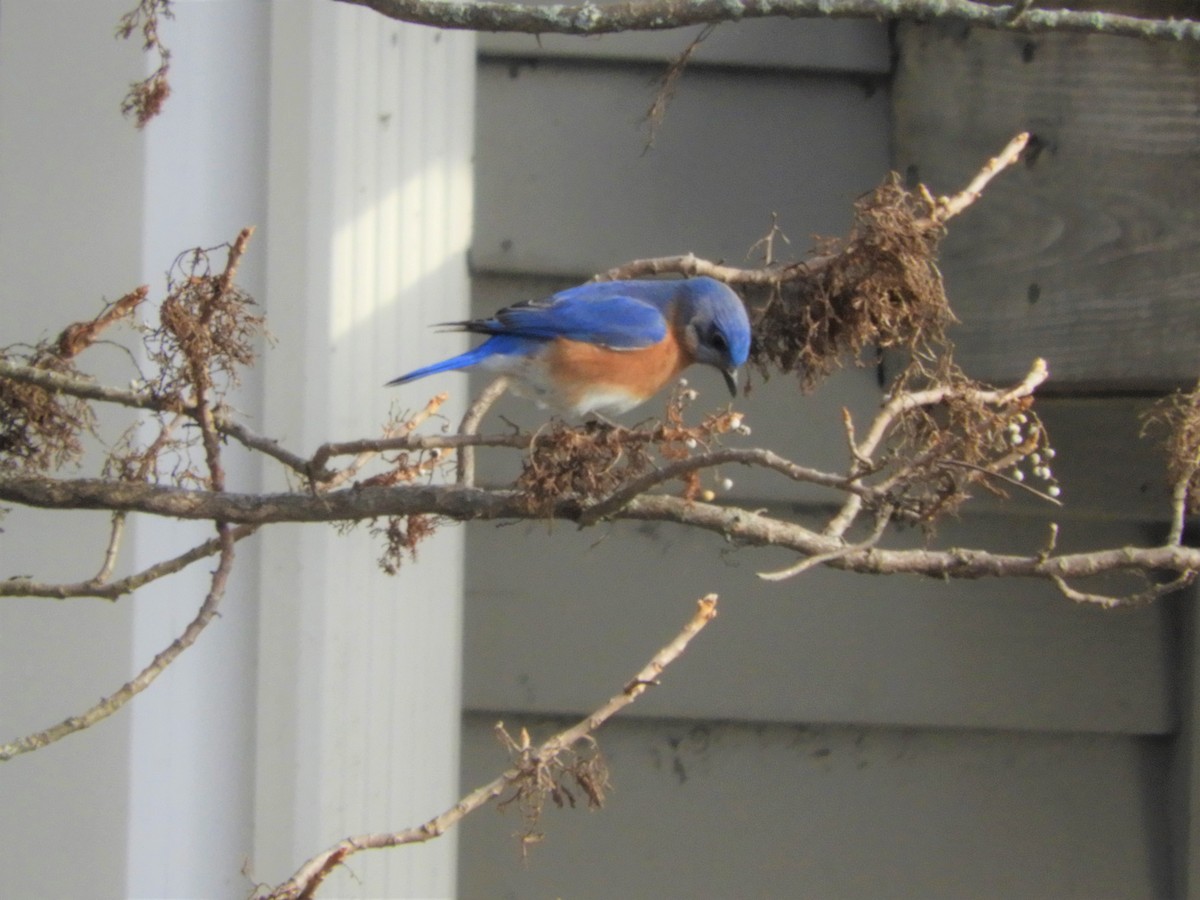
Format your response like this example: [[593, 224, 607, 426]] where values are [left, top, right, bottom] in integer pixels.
[[455, 285, 670, 349], [385, 335, 533, 386], [386, 277, 752, 414]]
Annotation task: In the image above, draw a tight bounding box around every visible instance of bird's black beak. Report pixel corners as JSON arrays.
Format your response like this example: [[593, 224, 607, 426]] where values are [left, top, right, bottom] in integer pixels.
[[722, 367, 740, 398]]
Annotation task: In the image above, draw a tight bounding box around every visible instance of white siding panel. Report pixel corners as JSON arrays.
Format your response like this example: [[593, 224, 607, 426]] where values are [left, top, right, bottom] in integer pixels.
[[256, 3, 474, 896], [0, 2, 145, 897], [473, 60, 891, 276], [125, 2, 269, 896], [459, 714, 1171, 898]]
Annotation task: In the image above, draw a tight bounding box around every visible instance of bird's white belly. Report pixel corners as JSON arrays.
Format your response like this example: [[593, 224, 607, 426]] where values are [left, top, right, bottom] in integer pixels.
[[479, 353, 642, 417]]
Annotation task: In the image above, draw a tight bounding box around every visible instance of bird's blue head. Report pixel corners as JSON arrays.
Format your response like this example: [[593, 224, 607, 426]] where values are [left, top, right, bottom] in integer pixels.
[[677, 277, 752, 397]]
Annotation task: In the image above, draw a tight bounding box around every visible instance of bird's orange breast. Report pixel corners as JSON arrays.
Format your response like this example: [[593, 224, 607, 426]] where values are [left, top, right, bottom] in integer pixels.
[[546, 334, 690, 411]]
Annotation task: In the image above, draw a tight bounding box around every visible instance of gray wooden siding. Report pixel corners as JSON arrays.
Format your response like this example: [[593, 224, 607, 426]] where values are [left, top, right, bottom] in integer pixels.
[[459, 19, 1183, 898], [473, 59, 890, 277], [478, 19, 891, 73], [893, 23, 1200, 389], [460, 716, 1171, 899]]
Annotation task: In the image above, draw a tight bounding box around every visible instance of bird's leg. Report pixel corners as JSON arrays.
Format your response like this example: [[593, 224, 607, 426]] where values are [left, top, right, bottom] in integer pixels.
[[584, 411, 624, 431]]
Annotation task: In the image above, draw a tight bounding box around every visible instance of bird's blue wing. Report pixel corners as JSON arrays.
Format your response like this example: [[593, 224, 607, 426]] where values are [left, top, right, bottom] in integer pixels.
[[480, 286, 669, 349]]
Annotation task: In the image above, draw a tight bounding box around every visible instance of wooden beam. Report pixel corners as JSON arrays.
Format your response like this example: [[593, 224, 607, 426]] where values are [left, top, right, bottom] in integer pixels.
[[893, 23, 1200, 389]]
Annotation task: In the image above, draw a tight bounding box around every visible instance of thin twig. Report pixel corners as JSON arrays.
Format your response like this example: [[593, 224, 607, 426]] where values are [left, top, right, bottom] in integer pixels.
[[91, 513, 127, 586], [596, 252, 796, 285], [929, 132, 1030, 224], [221, 418, 314, 476], [458, 376, 510, 487], [0, 523, 258, 600], [1168, 474, 1189, 547], [0, 357, 169, 413], [824, 358, 1049, 539], [936, 458, 1063, 507], [643, 24, 716, 151], [759, 506, 891, 581], [0, 526, 235, 760], [310, 430, 531, 471], [317, 394, 448, 488], [263, 594, 719, 900], [862, 358, 1049, 461], [579, 447, 859, 525], [83, 411, 186, 588], [1050, 571, 1197, 609]]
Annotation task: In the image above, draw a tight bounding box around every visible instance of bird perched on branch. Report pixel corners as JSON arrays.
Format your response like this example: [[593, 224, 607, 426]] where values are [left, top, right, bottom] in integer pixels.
[[388, 276, 751, 417]]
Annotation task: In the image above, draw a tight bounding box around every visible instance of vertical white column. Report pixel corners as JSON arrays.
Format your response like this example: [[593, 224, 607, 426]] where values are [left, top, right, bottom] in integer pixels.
[[125, 2, 269, 897], [256, 3, 474, 896]]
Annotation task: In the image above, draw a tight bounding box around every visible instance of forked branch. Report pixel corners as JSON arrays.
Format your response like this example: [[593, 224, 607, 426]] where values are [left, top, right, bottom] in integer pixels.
[[261, 595, 719, 900]]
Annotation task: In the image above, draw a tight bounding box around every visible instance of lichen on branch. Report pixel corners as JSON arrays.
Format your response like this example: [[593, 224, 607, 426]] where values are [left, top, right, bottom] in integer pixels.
[[334, 0, 1200, 41]]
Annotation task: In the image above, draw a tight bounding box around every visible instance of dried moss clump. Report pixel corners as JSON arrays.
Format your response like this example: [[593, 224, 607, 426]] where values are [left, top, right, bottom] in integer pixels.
[[751, 175, 953, 389], [373, 514, 440, 575], [514, 387, 749, 515], [146, 235, 263, 401], [1145, 382, 1200, 514], [495, 723, 610, 859], [882, 364, 1058, 526], [516, 420, 657, 515], [0, 354, 93, 473]]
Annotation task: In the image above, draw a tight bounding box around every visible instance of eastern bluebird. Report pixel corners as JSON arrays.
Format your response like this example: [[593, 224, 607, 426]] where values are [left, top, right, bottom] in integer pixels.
[[387, 277, 752, 416]]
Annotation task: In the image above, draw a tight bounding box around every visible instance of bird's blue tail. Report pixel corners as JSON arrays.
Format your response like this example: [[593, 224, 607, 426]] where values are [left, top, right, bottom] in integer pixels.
[[385, 344, 494, 386], [386, 336, 534, 387]]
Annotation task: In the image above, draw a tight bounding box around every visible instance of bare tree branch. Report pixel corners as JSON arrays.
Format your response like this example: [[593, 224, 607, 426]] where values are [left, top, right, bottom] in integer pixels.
[[929, 132, 1031, 224], [758, 503, 891, 581], [261, 594, 719, 900], [334, 0, 1200, 41], [0, 523, 258, 600], [600, 133, 1030, 288], [578, 446, 860, 525], [1050, 571, 1197, 609], [0, 230, 251, 759], [457, 375, 511, 486], [0, 357, 166, 414], [4, 474, 1197, 595], [0, 526, 235, 760]]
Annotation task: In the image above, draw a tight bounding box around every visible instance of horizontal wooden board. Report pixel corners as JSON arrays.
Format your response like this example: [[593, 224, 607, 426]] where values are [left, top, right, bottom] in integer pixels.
[[458, 280, 1179, 737], [462, 511, 1174, 735], [893, 24, 1200, 388], [460, 714, 1171, 898], [480, 18, 890, 74], [969, 395, 1175, 522], [473, 59, 891, 276]]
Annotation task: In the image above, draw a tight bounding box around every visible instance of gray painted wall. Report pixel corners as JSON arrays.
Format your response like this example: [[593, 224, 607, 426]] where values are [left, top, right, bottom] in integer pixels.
[[458, 18, 1189, 899]]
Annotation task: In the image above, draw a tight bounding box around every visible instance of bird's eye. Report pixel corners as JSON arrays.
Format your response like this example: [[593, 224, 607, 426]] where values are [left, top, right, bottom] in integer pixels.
[[711, 332, 729, 353]]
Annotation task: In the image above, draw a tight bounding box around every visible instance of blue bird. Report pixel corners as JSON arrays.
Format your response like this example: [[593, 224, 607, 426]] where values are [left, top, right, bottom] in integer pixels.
[[387, 277, 752, 416]]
